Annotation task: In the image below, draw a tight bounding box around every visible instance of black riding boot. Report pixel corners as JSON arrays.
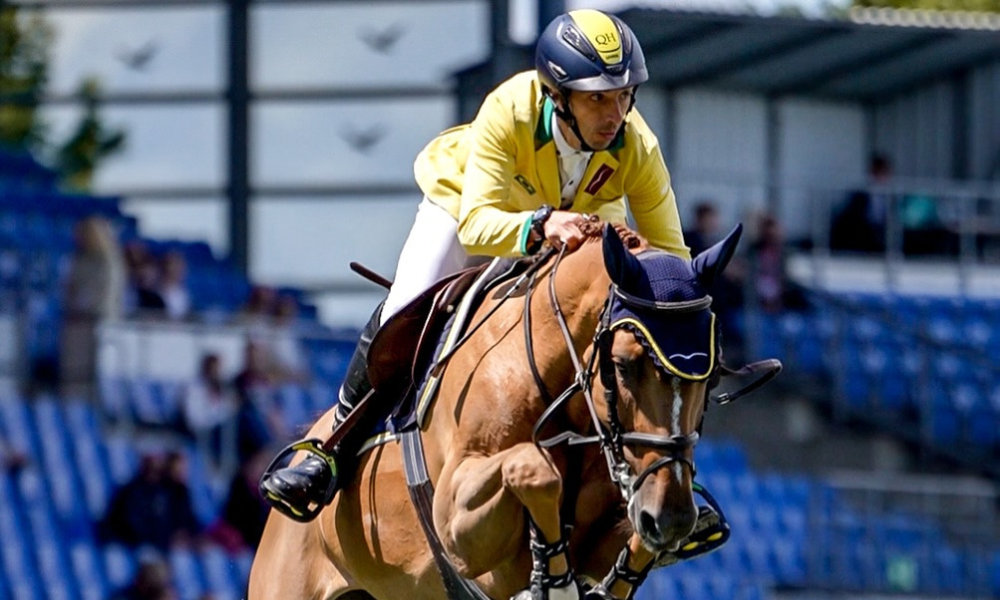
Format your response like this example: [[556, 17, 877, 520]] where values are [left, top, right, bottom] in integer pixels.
[[260, 304, 381, 520]]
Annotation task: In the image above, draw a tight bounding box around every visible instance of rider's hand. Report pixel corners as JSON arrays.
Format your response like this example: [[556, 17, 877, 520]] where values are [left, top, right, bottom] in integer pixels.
[[542, 211, 589, 252]]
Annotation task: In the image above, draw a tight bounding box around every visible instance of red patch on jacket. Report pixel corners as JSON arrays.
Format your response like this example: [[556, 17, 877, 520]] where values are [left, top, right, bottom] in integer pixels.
[[585, 165, 615, 195]]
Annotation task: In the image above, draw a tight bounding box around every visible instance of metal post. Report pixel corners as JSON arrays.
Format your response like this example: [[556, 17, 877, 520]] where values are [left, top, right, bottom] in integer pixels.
[[227, 0, 250, 274], [537, 0, 564, 33]]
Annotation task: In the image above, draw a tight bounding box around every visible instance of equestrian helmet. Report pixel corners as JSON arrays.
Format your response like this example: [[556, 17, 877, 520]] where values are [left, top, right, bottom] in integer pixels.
[[535, 9, 648, 95]]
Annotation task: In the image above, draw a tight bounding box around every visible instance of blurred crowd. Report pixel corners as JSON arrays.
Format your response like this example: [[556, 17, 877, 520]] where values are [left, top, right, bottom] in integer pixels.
[[57, 215, 311, 401], [682, 200, 809, 363]]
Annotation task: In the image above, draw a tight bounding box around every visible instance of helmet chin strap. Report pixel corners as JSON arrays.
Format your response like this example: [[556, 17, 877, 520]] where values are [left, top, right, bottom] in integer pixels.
[[549, 87, 638, 153]]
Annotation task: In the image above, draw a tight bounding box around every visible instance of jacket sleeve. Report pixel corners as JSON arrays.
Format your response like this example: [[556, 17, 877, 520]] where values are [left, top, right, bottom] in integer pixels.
[[625, 143, 691, 260], [456, 93, 535, 257]]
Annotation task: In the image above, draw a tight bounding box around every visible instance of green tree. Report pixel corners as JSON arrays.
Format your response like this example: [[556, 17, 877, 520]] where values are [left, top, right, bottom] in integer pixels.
[[56, 78, 125, 192], [0, 2, 125, 190], [0, 3, 51, 151], [854, 0, 1000, 11]]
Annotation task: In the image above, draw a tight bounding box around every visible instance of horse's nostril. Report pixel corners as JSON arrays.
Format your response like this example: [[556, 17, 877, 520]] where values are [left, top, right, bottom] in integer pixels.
[[639, 509, 660, 540]]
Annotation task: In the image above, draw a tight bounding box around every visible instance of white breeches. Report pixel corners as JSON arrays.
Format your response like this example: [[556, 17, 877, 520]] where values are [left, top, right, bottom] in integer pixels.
[[380, 197, 487, 326]]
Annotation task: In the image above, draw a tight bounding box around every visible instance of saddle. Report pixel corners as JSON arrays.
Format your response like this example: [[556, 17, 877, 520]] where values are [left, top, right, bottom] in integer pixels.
[[365, 257, 526, 436]]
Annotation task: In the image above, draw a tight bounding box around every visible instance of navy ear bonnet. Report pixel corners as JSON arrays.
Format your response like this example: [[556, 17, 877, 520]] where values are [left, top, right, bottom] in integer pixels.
[[608, 250, 716, 380]]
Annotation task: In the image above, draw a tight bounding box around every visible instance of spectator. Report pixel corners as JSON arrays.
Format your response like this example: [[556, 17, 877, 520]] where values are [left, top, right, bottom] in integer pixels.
[[122, 239, 154, 314], [158, 251, 191, 320], [208, 448, 272, 551], [0, 440, 28, 474], [132, 259, 167, 315], [182, 353, 238, 470], [268, 294, 309, 382], [109, 556, 177, 600], [749, 213, 808, 314], [831, 153, 893, 253], [233, 341, 286, 464], [99, 451, 201, 551], [683, 200, 745, 357], [233, 286, 276, 330], [683, 201, 722, 257], [61, 215, 125, 399]]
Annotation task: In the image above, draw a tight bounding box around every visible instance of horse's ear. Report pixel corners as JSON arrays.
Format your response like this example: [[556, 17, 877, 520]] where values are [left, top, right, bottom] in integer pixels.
[[692, 223, 743, 287], [603, 223, 643, 290]]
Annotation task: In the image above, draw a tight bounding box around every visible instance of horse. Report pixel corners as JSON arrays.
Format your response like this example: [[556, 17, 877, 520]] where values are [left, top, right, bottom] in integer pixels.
[[249, 221, 773, 600]]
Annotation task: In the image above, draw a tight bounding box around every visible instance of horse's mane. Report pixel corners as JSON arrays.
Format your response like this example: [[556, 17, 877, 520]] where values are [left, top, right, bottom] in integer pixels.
[[579, 215, 649, 251]]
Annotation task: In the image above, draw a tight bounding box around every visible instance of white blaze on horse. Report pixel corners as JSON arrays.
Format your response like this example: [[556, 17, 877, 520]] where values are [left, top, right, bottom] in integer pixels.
[[249, 221, 779, 600]]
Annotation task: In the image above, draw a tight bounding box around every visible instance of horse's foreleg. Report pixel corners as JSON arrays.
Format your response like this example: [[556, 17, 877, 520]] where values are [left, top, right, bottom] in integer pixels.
[[592, 534, 658, 600], [435, 442, 567, 591]]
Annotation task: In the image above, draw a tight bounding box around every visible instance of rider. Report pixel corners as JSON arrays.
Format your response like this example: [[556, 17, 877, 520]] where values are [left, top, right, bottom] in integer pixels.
[[261, 8, 691, 518]]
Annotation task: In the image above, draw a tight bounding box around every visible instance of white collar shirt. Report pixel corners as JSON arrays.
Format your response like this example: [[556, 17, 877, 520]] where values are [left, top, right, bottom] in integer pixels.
[[552, 114, 593, 209]]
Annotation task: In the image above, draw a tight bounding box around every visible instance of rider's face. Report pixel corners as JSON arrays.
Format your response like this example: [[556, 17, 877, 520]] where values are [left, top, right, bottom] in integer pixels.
[[559, 87, 634, 150]]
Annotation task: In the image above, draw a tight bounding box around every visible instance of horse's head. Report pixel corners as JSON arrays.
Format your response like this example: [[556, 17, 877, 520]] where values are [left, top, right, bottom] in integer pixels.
[[594, 223, 741, 553]]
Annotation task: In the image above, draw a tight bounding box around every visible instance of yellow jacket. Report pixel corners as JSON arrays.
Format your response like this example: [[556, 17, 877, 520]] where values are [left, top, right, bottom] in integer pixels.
[[414, 71, 690, 259]]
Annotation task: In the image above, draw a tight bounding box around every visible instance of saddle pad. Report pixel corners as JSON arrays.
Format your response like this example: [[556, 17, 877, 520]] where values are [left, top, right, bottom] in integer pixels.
[[413, 256, 515, 428]]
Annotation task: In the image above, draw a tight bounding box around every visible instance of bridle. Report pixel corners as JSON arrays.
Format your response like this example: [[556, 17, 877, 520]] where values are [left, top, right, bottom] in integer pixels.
[[528, 244, 780, 504]]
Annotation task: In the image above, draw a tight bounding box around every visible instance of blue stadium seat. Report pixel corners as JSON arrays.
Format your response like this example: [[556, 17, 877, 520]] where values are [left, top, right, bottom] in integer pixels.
[[927, 405, 961, 445], [308, 382, 337, 415], [714, 440, 749, 474], [233, 549, 254, 596], [183, 445, 223, 527], [276, 384, 311, 433], [64, 401, 115, 520], [70, 541, 109, 600], [98, 377, 133, 424], [103, 433, 140, 489], [168, 547, 207, 600], [101, 544, 136, 592], [635, 569, 679, 600], [200, 545, 242, 600], [966, 406, 998, 448], [32, 539, 76, 600], [772, 536, 807, 585]]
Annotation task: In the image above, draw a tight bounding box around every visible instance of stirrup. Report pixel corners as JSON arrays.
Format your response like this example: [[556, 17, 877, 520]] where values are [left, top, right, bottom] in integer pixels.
[[260, 438, 339, 523], [653, 482, 731, 568]]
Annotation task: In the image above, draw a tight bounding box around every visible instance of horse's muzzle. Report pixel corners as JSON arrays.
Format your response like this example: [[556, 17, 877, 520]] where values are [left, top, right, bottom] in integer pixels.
[[634, 503, 697, 552], [629, 470, 698, 552]]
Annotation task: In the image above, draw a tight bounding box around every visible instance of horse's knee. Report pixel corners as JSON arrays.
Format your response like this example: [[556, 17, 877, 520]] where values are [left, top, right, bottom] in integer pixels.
[[501, 449, 562, 504]]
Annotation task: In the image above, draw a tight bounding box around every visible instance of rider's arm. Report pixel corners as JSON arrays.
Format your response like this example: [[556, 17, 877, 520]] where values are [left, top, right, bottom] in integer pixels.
[[621, 118, 691, 259], [457, 93, 540, 258]]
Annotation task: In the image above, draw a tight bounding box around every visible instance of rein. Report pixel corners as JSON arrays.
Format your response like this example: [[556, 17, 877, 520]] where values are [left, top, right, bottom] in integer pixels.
[[527, 244, 697, 503], [527, 245, 781, 504]]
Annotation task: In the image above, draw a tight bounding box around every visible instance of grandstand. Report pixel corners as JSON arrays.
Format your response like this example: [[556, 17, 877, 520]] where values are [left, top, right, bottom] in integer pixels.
[[1, 1, 1000, 600]]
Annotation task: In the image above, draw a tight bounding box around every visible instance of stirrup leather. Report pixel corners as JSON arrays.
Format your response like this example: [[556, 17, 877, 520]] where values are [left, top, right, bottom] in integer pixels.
[[653, 481, 731, 568], [260, 437, 339, 523]]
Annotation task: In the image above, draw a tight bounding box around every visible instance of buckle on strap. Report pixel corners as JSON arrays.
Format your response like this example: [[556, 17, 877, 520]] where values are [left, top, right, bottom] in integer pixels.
[[527, 520, 577, 593], [653, 482, 731, 568]]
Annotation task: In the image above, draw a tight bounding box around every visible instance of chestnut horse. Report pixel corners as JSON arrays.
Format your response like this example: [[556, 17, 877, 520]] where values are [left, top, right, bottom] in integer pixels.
[[249, 222, 762, 600]]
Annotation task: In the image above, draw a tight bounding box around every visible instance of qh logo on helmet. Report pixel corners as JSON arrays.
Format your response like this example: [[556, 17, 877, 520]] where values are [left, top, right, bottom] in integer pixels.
[[573, 10, 623, 65]]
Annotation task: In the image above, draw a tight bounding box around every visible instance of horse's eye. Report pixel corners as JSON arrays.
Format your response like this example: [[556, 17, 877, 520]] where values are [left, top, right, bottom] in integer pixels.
[[613, 359, 633, 379]]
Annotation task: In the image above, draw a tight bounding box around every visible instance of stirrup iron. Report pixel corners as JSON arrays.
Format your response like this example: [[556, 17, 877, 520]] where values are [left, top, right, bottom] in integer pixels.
[[653, 482, 730, 568], [260, 437, 339, 523]]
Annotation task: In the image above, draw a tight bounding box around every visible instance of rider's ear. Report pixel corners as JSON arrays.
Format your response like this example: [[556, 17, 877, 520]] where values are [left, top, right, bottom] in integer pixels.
[[603, 223, 643, 291], [692, 223, 743, 288]]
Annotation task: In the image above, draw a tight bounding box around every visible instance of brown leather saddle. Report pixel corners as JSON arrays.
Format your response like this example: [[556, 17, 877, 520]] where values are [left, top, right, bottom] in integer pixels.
[[365, 258, 523, 433]]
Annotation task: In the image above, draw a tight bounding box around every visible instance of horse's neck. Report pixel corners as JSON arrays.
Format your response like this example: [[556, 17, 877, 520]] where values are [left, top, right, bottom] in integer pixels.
[[543, 241, 611, 352]]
